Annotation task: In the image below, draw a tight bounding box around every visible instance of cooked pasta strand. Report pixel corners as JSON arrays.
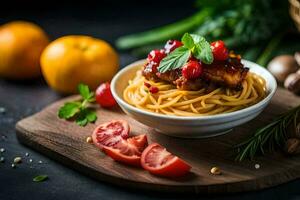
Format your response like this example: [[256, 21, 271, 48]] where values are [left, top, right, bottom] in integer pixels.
[[123, 70, 266, 116]]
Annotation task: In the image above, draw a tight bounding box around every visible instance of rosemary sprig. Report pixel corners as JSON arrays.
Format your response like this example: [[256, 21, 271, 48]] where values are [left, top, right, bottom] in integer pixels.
[[235, 105, 300, 161]]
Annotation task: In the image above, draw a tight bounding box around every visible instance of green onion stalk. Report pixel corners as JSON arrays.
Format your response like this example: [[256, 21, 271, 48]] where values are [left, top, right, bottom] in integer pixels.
[[116, 0, 293, 65]]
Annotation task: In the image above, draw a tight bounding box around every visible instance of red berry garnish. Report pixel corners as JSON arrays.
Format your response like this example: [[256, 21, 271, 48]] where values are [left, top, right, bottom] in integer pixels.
[[144, 61, 159, 73], [210, 40, 229, 61], [149, 86, 159, 94], [147, 49, 166, 63], [95, 82, 116, 108], [164, 40, 183, 53], [145, 50, 166, 73], [144, 82, 151, 88], [181, 61, 202, 80]]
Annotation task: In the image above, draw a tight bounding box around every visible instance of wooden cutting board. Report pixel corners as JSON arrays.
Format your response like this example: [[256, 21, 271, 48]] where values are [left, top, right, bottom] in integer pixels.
[[16, 87, 300, 194]]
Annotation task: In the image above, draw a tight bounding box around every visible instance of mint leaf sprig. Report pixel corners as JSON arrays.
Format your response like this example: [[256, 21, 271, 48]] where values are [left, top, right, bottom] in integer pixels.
[[158, 33, 213, 73], [58, 83, 97, 126]]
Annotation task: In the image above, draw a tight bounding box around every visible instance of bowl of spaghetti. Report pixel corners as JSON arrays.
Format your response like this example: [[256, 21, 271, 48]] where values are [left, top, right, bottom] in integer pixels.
[[111, 37, 277, 138]]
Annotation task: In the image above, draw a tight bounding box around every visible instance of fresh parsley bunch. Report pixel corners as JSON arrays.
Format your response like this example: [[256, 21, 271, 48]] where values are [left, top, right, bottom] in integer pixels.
[[157, 33, 213, 73], [58, 83, 97, 126]]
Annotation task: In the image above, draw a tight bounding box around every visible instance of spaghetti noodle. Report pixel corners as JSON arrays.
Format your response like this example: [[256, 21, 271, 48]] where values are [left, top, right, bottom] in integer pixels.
[[123, 69, 266, 116]]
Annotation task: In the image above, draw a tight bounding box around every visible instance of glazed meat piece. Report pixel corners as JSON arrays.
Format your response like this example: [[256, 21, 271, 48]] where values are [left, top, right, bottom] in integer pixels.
[[175, 77, 205, 91], [156, 69, 181, 83], [202, 58, 248, 89], [142, 62, 158, 81], [142, 54, 248, 90]]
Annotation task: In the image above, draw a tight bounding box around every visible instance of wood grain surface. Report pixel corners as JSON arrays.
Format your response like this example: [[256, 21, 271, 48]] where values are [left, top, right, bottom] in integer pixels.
[[15, 87, 300, 194]]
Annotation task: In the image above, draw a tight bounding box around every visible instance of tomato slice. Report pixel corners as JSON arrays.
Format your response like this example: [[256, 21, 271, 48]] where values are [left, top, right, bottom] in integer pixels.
[[141, 143, 191, 177], [103, 134, 148, 166], [92, 120, 129, 149]]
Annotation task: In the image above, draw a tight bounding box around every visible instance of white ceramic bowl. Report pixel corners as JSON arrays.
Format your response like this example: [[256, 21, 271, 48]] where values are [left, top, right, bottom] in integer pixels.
[[111, 59, 277, 138]]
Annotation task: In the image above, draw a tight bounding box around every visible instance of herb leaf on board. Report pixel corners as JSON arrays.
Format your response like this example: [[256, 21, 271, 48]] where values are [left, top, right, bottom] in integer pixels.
[[58, 83, 97, 126], [78, 83, 91, 100], [85, 109, 97, 122], [58, 102, 81, 119], [76, 112, 89, 126], [75, 109, 97, 126], [33, 175, 48, 182]]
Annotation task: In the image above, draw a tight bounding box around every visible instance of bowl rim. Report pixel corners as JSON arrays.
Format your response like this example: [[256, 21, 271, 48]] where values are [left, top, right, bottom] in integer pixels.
[[111, 59, 277, 121]]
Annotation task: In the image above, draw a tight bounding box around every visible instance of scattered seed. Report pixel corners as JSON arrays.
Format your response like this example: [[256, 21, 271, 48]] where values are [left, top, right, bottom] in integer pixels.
[[210, 167, 222, 175], [255, 163, 260, 169], [11, 163, 16, 168], [14, 157, 22, 164], [0, 157, 4, 163], [0, 148, 5, 153], [29, 159, 33, 163], [0, 107, 6, 114], [86, 136, 93, 143], [25, 153, 29, 157], [38, 160, 43, 164]]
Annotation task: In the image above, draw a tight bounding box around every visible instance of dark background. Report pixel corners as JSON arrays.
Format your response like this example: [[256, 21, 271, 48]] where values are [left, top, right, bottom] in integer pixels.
[[0, 1, 300, 199]]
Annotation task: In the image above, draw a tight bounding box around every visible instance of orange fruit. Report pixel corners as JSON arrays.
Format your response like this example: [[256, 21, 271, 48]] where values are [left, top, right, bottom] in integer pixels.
[[0, 21, 49, 79], [40, 35, 119, 94]]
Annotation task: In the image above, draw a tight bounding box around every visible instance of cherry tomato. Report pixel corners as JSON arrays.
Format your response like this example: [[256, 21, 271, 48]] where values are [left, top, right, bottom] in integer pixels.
[[147, 49, 166, 63], [103, 134, 148, 166], [96, 82, 116, 108], [210, 40, 229, 61], [92, 120, 129, 149], [164, 40, 183, 53], [145, 50, 166, 73], [141, 143, 191, 177], [144, 61, 158, 74], [181, 61, 202, 80]]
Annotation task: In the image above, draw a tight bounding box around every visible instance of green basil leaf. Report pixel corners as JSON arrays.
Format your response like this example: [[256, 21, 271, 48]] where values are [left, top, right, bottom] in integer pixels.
[[58, 83, 98, 126], [58, 102, 81, 119], [33, 175, 48, 182], [157, 46, 190, 73], [78, 83, 90, 100], [181, 33, 194, 49], [76, 109, 89, 126], [190, 34, 205, 44], [193, 40, 213, 64], [87, 95, 96, 103], [85, 109, 97, 123], [76, 117, 88, 126]]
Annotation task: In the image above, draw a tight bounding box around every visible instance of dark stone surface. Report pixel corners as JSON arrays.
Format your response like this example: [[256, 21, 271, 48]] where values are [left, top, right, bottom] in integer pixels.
[[0, 1, 299, 199]]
